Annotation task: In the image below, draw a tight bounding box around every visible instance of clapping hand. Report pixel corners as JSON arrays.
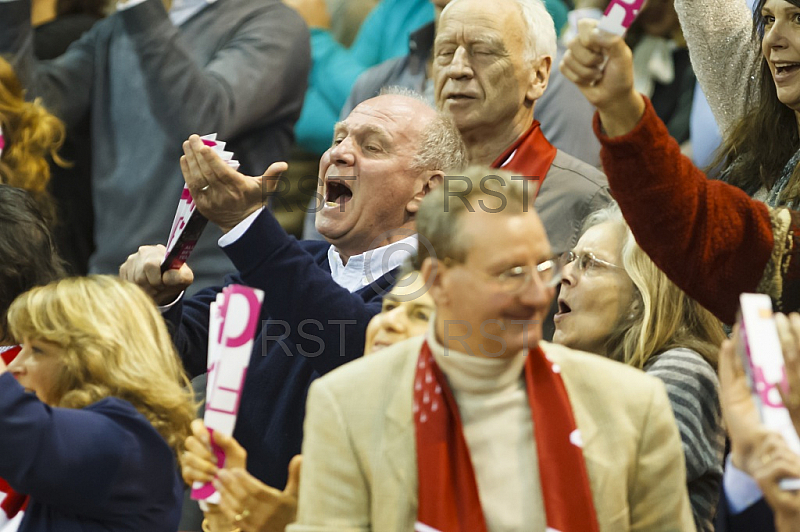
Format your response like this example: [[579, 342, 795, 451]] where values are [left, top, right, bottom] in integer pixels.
[[751, 433, 800, 532], [720, 316, 800, 532], [719, 329, 770, 476], [213, 456, 302, 532], [182, 420, 302, 532]]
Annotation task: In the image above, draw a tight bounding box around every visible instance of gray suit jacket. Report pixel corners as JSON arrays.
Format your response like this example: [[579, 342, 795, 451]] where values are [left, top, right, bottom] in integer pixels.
[[290, 337, 696, 532]]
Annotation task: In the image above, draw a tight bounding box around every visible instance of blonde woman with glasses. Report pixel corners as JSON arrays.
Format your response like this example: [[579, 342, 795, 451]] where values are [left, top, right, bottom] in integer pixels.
[[553, 202, 727, 532]]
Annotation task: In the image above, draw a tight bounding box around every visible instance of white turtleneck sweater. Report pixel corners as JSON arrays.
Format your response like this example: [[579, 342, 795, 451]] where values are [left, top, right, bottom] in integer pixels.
[[427, 323, 545, 531]]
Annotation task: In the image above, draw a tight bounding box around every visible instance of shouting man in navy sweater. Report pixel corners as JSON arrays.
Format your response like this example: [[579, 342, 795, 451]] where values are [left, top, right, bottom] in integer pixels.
[[120, 92, 467, 494]]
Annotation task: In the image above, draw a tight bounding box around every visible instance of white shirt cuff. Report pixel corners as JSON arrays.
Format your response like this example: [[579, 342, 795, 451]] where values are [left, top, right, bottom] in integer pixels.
[[158, 291, 184, 312], [724, 455, 764, 514], [218, 209, 262, 248], [116, 0, 148, 10]]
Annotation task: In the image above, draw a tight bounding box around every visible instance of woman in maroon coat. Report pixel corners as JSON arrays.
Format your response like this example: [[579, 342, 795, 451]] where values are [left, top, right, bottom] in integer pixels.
[[559, 19, 800, 326], [559, 18, 800, 532]]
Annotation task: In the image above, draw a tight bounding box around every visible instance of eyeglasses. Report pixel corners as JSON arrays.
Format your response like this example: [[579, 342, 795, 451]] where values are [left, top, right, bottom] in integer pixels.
[[444, 257, 562, 293], [560, 251, 624, 275]]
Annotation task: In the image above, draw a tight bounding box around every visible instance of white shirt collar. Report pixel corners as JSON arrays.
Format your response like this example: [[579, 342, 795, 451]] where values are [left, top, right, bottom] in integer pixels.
[[328, 235, 418, 293], [169, 0, 216, 26], [115, 0, 216, 26]]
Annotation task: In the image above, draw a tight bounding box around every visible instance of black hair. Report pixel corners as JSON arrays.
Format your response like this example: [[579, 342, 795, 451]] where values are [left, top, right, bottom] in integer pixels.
[[0, 184, 65, 341]]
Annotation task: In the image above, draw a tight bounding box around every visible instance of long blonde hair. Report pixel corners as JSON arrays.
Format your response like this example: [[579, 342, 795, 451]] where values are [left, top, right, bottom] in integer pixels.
[[585, 204, 727, 369], [7, 276, 196, 460]]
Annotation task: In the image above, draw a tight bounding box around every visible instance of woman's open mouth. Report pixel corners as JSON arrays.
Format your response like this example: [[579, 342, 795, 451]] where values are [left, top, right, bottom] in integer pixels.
[[774, 62, 800, 82], [554, 299, 571, 321]]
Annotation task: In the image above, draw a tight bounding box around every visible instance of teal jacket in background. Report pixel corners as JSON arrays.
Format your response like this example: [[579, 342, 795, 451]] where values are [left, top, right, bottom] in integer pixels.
[[296, 0, 569, 155]]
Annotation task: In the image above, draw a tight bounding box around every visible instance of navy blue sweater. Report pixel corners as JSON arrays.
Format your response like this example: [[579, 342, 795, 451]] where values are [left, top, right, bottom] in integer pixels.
[[715, 490, 776, 532], [0, 373, 182, 531], [167, 209, 395, 488]]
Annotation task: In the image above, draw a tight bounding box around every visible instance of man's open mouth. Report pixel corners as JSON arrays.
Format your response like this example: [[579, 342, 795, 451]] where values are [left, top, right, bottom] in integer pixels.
[[325, 179, 353, 208]]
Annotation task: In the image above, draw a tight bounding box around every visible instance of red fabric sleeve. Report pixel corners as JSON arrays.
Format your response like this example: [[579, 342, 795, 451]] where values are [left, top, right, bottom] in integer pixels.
[[0, 346, 20, 366], [594, 97, 774, 324]]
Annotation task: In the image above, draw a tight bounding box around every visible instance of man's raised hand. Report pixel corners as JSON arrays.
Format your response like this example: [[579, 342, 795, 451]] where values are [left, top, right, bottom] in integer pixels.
[[180, 134, 288, 233]]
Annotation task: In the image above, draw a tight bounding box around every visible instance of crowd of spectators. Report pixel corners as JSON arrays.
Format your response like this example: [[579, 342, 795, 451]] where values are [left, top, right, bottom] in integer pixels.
[[4, 0, 800, 530]]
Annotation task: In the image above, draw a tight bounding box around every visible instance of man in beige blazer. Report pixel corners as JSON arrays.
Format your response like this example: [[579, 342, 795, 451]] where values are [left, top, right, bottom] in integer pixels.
[[290, 169, 695, 532]]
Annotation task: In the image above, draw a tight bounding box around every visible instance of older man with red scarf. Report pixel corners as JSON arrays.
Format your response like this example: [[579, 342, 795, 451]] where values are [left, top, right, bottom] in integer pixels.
[[289, 168, 693, 532], [433, 0, 611, 257]]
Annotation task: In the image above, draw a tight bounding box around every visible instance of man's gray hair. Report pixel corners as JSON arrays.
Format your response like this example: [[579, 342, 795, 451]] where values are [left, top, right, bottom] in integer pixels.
[[442, 0, 557, 62], [516, 0, 557, 61], [380, 86, 468, 174], [379, 85, 431, 105], [415, 167, 535, 266], [411, 114, 468, 174]]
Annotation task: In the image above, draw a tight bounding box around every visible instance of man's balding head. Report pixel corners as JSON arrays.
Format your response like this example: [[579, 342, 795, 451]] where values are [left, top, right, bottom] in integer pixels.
[[315, 93, 466, 261]]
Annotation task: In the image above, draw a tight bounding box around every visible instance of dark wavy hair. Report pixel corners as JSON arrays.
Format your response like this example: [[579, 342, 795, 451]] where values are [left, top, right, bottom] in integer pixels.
[[0, 185, 65, 342], [711, 0, 800, 202]]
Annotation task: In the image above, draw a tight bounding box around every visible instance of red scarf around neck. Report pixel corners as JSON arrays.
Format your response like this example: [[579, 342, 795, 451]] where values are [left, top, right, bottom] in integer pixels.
[[413, 341, 599, 532], [491, 121, 558, 198]]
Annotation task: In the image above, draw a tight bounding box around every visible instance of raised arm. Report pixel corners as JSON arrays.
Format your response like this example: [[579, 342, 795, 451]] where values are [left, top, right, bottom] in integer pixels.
[[291, 0, 434, 153], [560, 20, 786, 324], [117, 0, 311, 143], [674, 0, 761, 135], [596, 99, 779, 324], [0, 0, 96, 128], [305, 0, 433, 111]]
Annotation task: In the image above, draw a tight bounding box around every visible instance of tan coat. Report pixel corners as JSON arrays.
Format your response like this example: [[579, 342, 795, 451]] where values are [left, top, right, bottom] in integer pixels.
[[289, 337, 696, 532]]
